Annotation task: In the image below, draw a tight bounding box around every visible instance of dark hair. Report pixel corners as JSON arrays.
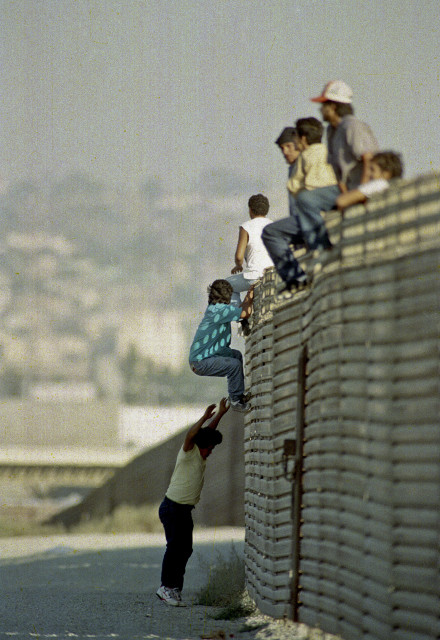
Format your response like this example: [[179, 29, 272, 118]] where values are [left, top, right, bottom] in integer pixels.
[[325, 100, 354, 118], [208, 279, 233, 304], [372, 151, 404, 178], [295, 117, 323, 145], [275, 127, 297, 147], [248, 193, 269, 217], [194, 427, 223, 448]]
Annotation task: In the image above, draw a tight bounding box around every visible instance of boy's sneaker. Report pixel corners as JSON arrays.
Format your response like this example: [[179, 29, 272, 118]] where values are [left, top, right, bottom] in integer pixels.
[[278, 274, 308, 297], [171, 588, 186, 607], [156, 585, 179, 606], [239, 318, 251, 337], [229, 397, 251, 413]]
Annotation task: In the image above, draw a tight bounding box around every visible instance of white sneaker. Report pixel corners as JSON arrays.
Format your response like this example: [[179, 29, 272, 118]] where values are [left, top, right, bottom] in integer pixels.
[[171, 588, 186, 607], [229, 398, 251, 412], [156, 585, 179, 606]]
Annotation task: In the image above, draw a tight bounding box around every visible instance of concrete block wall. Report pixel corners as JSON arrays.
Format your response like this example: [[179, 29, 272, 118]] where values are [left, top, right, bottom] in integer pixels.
[[244, 173, 440, 639]]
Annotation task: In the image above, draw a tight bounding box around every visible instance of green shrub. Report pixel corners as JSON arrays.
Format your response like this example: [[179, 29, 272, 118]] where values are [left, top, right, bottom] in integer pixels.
[[212, 595, 256, 620], [196, 544, 256, 619]]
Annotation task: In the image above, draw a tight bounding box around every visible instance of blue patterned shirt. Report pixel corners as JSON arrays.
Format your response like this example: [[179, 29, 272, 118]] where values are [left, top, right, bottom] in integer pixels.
[[189, 303, 241, 362]]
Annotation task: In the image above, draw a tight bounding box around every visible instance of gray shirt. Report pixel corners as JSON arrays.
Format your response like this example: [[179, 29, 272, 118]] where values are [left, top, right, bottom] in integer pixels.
[[327, 115, 379, 190]]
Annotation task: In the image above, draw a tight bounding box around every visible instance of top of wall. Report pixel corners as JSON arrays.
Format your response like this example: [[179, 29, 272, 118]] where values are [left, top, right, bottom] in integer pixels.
[[252, 172, 440, 327]]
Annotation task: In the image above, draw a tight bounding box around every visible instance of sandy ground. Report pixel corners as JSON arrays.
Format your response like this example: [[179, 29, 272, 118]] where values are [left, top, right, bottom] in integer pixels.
[[0, 529, 341, 640]]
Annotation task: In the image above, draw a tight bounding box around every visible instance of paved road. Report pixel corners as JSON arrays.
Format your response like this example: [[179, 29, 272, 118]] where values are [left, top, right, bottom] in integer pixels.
[[0, 531, 334, 640], [0, 529, 247, 640]]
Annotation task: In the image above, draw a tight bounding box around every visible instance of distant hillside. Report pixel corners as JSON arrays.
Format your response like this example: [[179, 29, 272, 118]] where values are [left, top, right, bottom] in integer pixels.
[[0, 170, 265, 302], [0, 170, 261, 398]]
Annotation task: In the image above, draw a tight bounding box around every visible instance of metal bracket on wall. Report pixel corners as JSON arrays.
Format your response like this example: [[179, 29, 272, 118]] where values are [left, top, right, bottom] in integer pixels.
[[282, 438, 296, 479]]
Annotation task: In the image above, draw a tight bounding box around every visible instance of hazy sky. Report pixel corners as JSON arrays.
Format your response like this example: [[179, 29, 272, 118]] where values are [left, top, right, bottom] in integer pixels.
[[1, 0, 439, 194]]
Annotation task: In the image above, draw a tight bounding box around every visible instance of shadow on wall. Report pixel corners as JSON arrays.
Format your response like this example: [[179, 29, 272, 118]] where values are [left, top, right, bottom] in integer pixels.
[[49, 409, 245, 528]]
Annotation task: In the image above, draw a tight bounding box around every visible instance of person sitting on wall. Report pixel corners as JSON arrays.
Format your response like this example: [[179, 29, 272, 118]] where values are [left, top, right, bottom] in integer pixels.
[[263, 80, 380, 292], [275, 126, 301, 218], [313, 79, 379, 191], [262, 117, 338, 293], [275, 126, 300, 179], [189, 279, 253, 412], [156, 398, 229, 607], [336, 151, 404, 211], [287, 117, 338, 198], [225, 193, 273, 315]]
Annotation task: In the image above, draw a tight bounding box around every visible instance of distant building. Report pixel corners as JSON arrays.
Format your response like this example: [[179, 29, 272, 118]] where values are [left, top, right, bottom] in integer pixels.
[[27, 381, 97, 401], [118, 404, 206, 449], [118, 309, 188, 371]]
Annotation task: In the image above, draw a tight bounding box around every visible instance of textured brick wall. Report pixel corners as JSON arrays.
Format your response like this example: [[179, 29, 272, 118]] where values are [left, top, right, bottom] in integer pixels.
[[244, 173, 440, 639]]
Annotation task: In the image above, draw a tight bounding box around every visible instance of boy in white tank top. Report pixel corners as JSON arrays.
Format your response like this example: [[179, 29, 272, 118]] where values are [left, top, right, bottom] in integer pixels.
[[226, 193, 274, 307]]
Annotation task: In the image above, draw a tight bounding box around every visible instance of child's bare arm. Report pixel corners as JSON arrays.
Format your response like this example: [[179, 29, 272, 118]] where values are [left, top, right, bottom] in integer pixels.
[[336, 189, 367, 211], [231, 227, 248, 274], [360, 152, 374, 184], [338, 182, 348, 193]]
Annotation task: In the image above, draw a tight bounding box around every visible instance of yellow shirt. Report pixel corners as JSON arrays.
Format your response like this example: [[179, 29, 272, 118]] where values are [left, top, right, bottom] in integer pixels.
[[287, 143, 337, 196], [166, 446, 206, 505]]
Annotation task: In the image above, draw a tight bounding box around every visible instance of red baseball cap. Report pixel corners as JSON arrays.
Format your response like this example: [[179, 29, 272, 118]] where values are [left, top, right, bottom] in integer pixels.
[[311, 80, 353, 104]]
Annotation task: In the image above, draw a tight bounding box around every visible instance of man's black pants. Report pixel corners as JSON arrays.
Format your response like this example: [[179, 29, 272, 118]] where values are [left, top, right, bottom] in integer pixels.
[[159, 496, 194, 590]]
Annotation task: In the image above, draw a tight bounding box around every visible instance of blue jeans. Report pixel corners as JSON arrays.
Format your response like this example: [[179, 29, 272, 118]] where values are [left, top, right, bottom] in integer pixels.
[[288, 191, 299, 218], [226, 273, 257, 306], [190, 349, 244, 401], [262, 185, 339, 285], [293, 185, 340, 250], [159, 496, 194, 590]]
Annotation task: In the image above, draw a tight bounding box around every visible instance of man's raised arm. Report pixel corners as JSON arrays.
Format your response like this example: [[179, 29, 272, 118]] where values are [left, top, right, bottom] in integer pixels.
[[183, 404, 216, 452], [205, 397, 230, 430]]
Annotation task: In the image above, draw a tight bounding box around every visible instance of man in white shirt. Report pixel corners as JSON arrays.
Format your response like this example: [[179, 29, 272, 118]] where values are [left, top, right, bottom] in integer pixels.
[[156, 398, 229, 606]]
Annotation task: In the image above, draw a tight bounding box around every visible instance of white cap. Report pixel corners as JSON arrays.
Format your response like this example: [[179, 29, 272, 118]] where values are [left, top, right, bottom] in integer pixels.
[[310, 80, 353, 104]]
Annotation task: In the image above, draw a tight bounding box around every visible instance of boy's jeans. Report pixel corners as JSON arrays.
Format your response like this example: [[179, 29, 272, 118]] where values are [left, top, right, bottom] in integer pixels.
[[159, 496, 194, 590], [262, 185, 339, 285], [294, 185, 340, 250], [190, 349, 244, 401], [226, 274, 258, 306], [262, 216, 306, 284]]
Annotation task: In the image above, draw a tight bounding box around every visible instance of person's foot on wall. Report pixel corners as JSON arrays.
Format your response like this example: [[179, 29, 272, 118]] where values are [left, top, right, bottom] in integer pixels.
[[229, 396, 251, 412], [239, 318, 251, 337], [277, 273, 308, 298]]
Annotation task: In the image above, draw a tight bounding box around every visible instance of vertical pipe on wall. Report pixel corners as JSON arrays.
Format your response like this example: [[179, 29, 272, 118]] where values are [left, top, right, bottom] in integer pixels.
[[291, 343, 308, 621]]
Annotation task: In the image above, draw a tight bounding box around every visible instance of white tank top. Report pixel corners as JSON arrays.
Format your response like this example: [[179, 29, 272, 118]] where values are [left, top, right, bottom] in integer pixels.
[[241, 217, 274, 280]]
